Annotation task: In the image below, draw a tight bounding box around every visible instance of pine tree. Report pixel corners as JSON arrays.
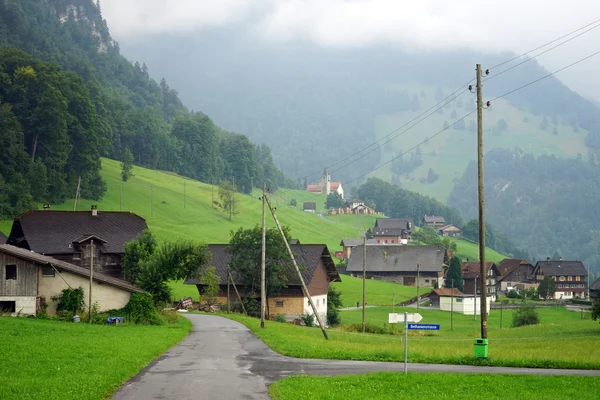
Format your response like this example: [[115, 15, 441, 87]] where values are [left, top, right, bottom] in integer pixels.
[[444, 256, 464, 292]]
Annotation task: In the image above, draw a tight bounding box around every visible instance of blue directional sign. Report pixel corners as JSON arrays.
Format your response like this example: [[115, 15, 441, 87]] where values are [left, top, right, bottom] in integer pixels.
[[408, 323, 440, 331]]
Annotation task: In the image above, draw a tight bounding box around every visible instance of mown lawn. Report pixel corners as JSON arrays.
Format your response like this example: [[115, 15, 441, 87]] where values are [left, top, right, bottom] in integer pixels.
[[269, 372, 600, 400], [331, 275, 420, 308], [223, 308, 600, 369], [0, 316, 192, 400]]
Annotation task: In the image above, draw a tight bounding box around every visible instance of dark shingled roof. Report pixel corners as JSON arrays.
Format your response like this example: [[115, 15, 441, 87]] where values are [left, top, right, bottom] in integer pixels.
[[184, 244, 340, 286], [534, 260, 588, 277], [375, 218, 413, 230], [461, 262, 498, 279], [347, 245, 446, 273], [496, 258, 533, 280], [0, 231, 6, 244], [339, 238, 379, 247], [0, 244, 143, 293], [423, 215, 445, 224], [7, 210, 148, 255], [372, 227, 407, 237], [591, 277, 600, 291]]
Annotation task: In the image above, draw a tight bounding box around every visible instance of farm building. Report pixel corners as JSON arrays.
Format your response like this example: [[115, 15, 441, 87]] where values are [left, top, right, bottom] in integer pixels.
[[6, 207, 148, 279], [0, 244, 143, 316], [185, 244, 340, 325]]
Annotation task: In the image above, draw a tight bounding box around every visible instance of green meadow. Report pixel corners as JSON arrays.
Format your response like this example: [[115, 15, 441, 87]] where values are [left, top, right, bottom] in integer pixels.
[[331, 275, 420, 308], [269, 373, 600, 400], [223, 305, 600, 369], [0, 316, 192, 400]]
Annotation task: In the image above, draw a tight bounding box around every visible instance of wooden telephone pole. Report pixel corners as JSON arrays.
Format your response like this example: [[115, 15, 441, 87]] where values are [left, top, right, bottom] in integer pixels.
[[362, 235, 366, 333], [476, 63, 488, 339], [265, 195, 329, 340], [88, 240, 94, 324], [416, 263, 421, 313], [260, 183, 267, 328]]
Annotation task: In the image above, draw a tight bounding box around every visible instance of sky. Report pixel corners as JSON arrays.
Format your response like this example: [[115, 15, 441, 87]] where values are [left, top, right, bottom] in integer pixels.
[[101, 0, 600, 100]]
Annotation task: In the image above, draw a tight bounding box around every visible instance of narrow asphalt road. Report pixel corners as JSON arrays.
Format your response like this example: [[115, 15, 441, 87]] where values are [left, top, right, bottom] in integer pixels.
[[112, 314, 600, 400]]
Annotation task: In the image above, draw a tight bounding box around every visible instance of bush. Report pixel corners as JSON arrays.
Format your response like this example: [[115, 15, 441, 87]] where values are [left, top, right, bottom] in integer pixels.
[[289, 198, 297, 207], [512, 304, 540, 327], [274, 314, 287, 323], [300, 313, 315, 327], [340, 323, 396, 335], [507, 289, 519, 299], [52, 287, 85, 313], [123, 293, 163, 325]]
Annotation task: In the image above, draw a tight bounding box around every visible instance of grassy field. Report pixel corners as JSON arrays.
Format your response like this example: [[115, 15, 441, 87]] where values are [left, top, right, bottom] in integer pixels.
[[331, 275, 420, 308], [223, 307, 600, 369], [0, 316, 192, 400], [269, 372, 600, 400], [448, 237, 505, 262]]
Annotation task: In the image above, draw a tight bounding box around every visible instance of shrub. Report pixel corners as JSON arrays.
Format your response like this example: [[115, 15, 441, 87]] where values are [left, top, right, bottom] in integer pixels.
[[340, 323, 395, 335], [300, 313, 315, 327], [512, 304, 540, 327], [274, 314, 287, 323], [123, 293, 163, 325], [289, 198, 297, 207], [326, 286, 343, 326], [52, 287, 85, 313], [507, 289, 519, 299]]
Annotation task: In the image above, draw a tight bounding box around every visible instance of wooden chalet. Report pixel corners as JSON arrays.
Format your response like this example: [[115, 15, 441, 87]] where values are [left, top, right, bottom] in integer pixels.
[[6, 208, 148, 279], [533, 258, 588, 300], [461, 261, 500, 301], [184, 244, 340, 324]]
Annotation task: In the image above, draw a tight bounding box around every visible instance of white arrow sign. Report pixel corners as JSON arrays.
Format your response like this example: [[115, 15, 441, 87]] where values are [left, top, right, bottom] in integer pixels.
[[388, 313, 423, 324]]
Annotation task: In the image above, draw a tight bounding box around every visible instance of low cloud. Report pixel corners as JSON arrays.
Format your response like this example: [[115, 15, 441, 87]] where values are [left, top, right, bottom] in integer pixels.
[[101, 0, 600, 99]]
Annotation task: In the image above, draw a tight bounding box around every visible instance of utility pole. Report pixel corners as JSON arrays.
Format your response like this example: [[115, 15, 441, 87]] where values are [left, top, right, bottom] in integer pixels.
[[73, 176, 81, 211], [451, 279, 454, 331], [260, 183, 267, 328], [474, 275, 477, 321], [226, 264, 230, 314], [88, 240, 94, 323], [184, 181, 186, 209], [230, 176, 235, 221], [476, 63, 488, 339], [362, 234, 366, 333], [265, 196, 329, 340], [211, 172, 214, 209], [416, 263, 421, 314], [119, 182, 123, 212], [150, 184, 153, 218]]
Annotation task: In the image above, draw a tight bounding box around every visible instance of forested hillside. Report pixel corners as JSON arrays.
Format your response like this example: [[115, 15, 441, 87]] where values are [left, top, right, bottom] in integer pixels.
[[0, 0, 294, 218], [120, 29, 600, 198], [449, 148, 600, 273]]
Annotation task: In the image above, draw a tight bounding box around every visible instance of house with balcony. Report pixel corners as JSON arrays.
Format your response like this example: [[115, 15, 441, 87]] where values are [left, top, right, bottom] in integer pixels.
[[533, 258, 588, 300], [461, 261, 500, 301]]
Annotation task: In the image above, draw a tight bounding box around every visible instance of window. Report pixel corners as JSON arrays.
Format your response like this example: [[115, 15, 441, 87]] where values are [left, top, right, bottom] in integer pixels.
[[385, 240, 388, 244], [377, 240, 381, 244], [425, 279, 429, 283], [392, 240, 395, 244], [575, 276, 580, 281], [5, 265, 17, 280], [567, 276, 572, 281], [456, 298, 463, 303], [72, 253, 81, 261], [559, 276, 565, 281], [41, 266, 55, 277], [275, 300, 284, 308], [317, 299, 320, 306], [0, 301, 16, 313]]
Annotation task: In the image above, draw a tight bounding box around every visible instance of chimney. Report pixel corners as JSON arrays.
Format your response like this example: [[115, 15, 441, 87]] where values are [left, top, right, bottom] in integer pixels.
[[43, 204, 50, 210], [546, 257, 550, 264], [559, 256, 563, 261], [91, 205, 98, 216]]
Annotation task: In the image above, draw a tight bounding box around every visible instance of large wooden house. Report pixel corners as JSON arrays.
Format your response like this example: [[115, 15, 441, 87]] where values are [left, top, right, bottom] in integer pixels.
[[461, 261, 500, 301], [496, 258, 536, 292], [533, 258, 588, 299], [185, 244, 340, 325], [372, 218, 413, 243], [6, 208, 148, 279]]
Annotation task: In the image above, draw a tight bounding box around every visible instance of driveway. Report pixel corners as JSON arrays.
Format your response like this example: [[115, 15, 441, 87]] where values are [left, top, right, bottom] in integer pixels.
[[112, 314, 600, 400]]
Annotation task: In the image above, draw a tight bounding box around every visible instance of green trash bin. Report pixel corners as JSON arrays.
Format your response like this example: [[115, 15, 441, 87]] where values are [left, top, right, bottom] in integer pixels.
[[474, 338, 488, 359]]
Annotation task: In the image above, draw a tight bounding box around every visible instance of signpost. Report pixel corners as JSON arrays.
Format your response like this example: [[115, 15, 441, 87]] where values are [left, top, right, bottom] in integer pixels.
[[408, 324, 440, 331], [388, 312, 440, 374]]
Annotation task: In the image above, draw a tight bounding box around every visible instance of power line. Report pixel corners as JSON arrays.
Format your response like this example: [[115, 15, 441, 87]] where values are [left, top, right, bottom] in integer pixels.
[[489, 18, 600, 70], [303, 19, 600, 185], [490, 49, 600, 102], [302, 83, 472, 182], [486, 21, 600, 82], [326, 88, 469, 177], [344, 110, 476, 186]]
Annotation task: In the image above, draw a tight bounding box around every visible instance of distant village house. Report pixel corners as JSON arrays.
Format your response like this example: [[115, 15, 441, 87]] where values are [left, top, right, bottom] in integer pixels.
[[422, 215, 445, 230], [372, 218, 413, 244], [438, 224, 461, 237], [303, 202, 317, 213], [346, 245, 447, 287], [460, 261, 500, 301], [533, 258, 588, 300], [496, 258, 536, 292]]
